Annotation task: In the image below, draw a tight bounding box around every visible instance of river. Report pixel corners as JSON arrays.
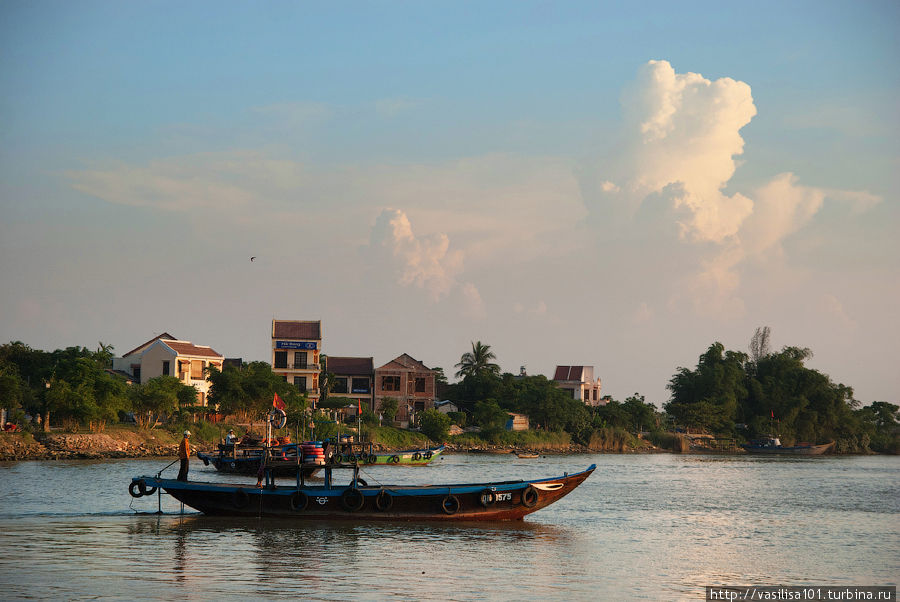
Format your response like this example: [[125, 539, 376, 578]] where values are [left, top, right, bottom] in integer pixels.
[[0, 453, 897, 600]]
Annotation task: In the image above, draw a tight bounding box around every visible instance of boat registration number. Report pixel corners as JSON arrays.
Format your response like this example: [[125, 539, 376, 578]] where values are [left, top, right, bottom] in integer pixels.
[[495, 493, 512, 502]]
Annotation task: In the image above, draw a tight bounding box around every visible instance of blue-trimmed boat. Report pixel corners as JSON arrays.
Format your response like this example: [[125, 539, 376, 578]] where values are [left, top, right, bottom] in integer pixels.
[[129, 461, 595, 521], [742, 437, 834, 455]]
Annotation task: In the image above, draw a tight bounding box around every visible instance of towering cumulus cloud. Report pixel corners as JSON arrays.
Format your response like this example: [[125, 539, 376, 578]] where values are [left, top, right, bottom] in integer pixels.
[[584, 60, 879, 315]]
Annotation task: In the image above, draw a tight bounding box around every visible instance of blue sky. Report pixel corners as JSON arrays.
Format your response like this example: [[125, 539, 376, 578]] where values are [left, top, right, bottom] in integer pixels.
[[1, 1, 897, 405]]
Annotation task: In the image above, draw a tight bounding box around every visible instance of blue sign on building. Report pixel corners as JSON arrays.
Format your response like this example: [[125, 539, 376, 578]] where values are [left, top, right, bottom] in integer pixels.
[[275, 341, 318, 350]]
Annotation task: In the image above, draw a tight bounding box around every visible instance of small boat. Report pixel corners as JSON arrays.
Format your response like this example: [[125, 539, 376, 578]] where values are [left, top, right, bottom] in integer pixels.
[[128, 462, 596, 521], [197, 441, 323, 478], [516, 452, 539, 459], [742, 437, 834, 455]]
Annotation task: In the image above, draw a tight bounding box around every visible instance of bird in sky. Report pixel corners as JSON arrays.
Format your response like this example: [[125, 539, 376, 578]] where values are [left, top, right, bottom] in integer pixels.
[[250, 256, 256, 262]]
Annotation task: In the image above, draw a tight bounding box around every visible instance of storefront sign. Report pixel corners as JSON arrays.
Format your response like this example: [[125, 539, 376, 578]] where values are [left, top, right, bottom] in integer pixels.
[[275, 341, 318, 350]]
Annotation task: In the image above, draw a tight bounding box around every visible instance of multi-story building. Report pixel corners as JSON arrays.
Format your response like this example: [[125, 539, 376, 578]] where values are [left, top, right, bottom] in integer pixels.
[[552, 365, 605, 407], [325, 356, 374, 413], [112, 334, 224, 406], [271, 319, 321, 406], [374, 353, 436, 427]]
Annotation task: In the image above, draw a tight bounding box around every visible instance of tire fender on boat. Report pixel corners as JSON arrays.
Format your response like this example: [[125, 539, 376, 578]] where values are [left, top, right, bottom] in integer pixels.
[[424, 451, 433, 460], [412, 452, 422, 461], [129, 480, 145, 498], [389, 455, 400, 464], [341, 488, 365, 512], [290, 491, 309, 512], [441, 494, 460, 515], [201, 456, 210, 466], [375, 489, 393, 512], [229, 461, 236, 470], [233, 488, 250, 509], [521, 485, 538, 508]]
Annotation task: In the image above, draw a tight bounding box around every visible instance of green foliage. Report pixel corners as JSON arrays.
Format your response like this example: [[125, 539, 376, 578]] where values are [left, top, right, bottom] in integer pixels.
[[207, 362, 308, 424], [473, 399, 508, 433], [446, 411, 466, 427], [128, 375, 195, 428], [368, 425, 430, 448], [378, 397, 398, 423], [665, 342, 746, 433], [454, 341, 501, 380], [417, 409, 451, 442]]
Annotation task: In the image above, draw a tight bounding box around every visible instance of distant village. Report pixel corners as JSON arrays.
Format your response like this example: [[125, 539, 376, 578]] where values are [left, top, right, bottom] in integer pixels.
[[109, 319, 608, 431]]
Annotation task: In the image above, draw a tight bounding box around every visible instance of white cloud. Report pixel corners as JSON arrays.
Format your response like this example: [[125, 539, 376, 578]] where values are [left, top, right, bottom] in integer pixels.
[[583, 60, 881, 317], [368, 208, 466, 302]]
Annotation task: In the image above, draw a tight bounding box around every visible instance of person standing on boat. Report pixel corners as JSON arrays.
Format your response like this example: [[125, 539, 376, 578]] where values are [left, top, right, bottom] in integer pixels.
[[177, 430, 191, 481], [225, 429, 236, 445]]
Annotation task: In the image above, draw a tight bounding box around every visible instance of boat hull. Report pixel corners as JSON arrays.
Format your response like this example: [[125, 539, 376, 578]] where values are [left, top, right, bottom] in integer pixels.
[[130, 465, 595, 521], [197, 452, 322, 477]]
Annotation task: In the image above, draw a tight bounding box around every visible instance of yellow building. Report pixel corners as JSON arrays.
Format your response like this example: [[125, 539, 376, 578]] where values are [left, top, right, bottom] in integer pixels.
[[271, 319, 321, 405]]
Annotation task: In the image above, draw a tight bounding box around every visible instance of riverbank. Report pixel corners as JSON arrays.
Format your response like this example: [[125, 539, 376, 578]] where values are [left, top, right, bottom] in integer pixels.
[[1, 429, 670, 461]]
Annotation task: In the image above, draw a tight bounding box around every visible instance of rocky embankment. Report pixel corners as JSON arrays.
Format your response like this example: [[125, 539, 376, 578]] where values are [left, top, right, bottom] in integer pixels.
[[0, 431, 214, 461]]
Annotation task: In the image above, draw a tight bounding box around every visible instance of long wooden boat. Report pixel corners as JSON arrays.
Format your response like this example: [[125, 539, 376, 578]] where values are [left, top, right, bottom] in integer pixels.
[[128, 463, 596, 521], [742, 437, 834, 455]]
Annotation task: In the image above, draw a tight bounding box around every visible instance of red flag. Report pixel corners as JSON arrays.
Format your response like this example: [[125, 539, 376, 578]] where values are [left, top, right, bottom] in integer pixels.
[[358, 399, 361, 414], [273, 393, 286, 411], [771, 410, 774, 418]]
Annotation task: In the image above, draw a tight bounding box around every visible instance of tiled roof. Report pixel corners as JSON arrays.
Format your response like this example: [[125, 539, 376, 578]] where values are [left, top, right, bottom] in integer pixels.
[[122, 332, 177, 357], [161, 340, 224, 359], [326, 356, 374, 375], [377, 353, 431, 372], [553, 365, 585, 381], [273, 320, 321, 340]]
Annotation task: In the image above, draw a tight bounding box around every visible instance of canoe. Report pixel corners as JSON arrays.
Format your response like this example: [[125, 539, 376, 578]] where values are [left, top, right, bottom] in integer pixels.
[[128, 463, 596, 521]]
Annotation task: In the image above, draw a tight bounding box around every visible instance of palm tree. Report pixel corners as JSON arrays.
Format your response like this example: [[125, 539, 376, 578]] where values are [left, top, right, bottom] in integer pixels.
[[454, 341, 501, 380]]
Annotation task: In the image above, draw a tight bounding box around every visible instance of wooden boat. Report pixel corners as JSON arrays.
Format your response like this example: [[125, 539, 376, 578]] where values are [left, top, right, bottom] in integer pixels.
[[128, 462, 596, 521], [197, 442, 323, 478], [742, 437, 834, 455], [516, 452, 540, 459]]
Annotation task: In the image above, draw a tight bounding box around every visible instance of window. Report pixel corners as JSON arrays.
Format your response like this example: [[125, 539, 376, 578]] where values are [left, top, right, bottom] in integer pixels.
[[162, 361, 170, 376], [294, 376, 307, 392], [415, 377, 426, 393], [382, 375, 400, 391], [274, 351, 287, 369], [133, 367, 141, 383], [295, 352, 308, 369], [352, 378, 370, 394], [333, 377, 348, 394], [191, 360, 204, 379]]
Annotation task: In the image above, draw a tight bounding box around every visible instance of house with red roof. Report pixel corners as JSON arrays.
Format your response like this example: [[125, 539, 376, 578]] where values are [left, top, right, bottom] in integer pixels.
[[375, 353, 437, 427], [552, 365, 605, 407], [271, 319, 322, 405], [112, 334, 224, 406], [325, 356, 374, 413]]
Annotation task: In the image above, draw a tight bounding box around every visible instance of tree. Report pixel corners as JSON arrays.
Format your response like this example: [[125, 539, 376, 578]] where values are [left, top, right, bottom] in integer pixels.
[[129, 376, 195, 428], [749, 326, 772, 364], [454, 341, 501, 380], [418, 409, 451, 442], [379, 397, 398, 424], [207, 362, 307, 423], [473, 399, 508, 433]]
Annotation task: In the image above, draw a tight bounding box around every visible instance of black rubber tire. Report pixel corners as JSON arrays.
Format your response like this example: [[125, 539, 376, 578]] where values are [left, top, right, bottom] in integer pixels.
[[129, 481, 144, 498], [424, 451, 433, 460], [202, 456, 210, 466], [356, 478, 368, 487], [389, 455, 400, 464], [341, 488, 365, 512], [412, 452, 422, 461], [375, 490, 393, 512], [290, 491, 309, 512], [441, 494, 460, 515], [521, 485, 538, 508]]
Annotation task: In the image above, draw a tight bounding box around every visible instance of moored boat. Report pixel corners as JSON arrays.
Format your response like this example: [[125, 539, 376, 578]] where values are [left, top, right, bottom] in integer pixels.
[[128, 462, 595, 521], [197, 441, 323, 478], [333, 444, 445, 466], [742, 437, 834, 455]]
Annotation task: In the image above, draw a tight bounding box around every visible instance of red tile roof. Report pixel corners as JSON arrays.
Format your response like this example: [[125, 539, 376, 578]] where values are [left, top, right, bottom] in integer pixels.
[[326, 356, 374, 375], [553, 365, 584, 381], [273, 320, 321, 340], [377, 353, 431, 372], [161, 340, 223, 359]]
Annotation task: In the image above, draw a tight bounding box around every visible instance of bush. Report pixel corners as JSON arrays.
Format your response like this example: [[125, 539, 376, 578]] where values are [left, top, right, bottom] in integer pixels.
[[418, 409, 451, 443]]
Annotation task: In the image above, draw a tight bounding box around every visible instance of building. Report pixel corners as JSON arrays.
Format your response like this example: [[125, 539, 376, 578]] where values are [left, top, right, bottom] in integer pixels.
[[112, 334, 224, 406], [434, 399, 459, 414], [506, 412, 529, 431], [374, 353, 437, 427], [325, 356, 374, 413], [271, 320, 321, 406], [552, 365, 604, 407]]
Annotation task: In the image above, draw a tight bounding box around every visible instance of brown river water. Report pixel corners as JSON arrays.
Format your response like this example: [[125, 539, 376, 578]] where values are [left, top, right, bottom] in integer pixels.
[[0, 453, 897, 600]]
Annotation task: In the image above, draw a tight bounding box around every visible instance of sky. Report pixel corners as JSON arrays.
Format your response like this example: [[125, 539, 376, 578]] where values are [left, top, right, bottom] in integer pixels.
[[1, 1, 898, 407]]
